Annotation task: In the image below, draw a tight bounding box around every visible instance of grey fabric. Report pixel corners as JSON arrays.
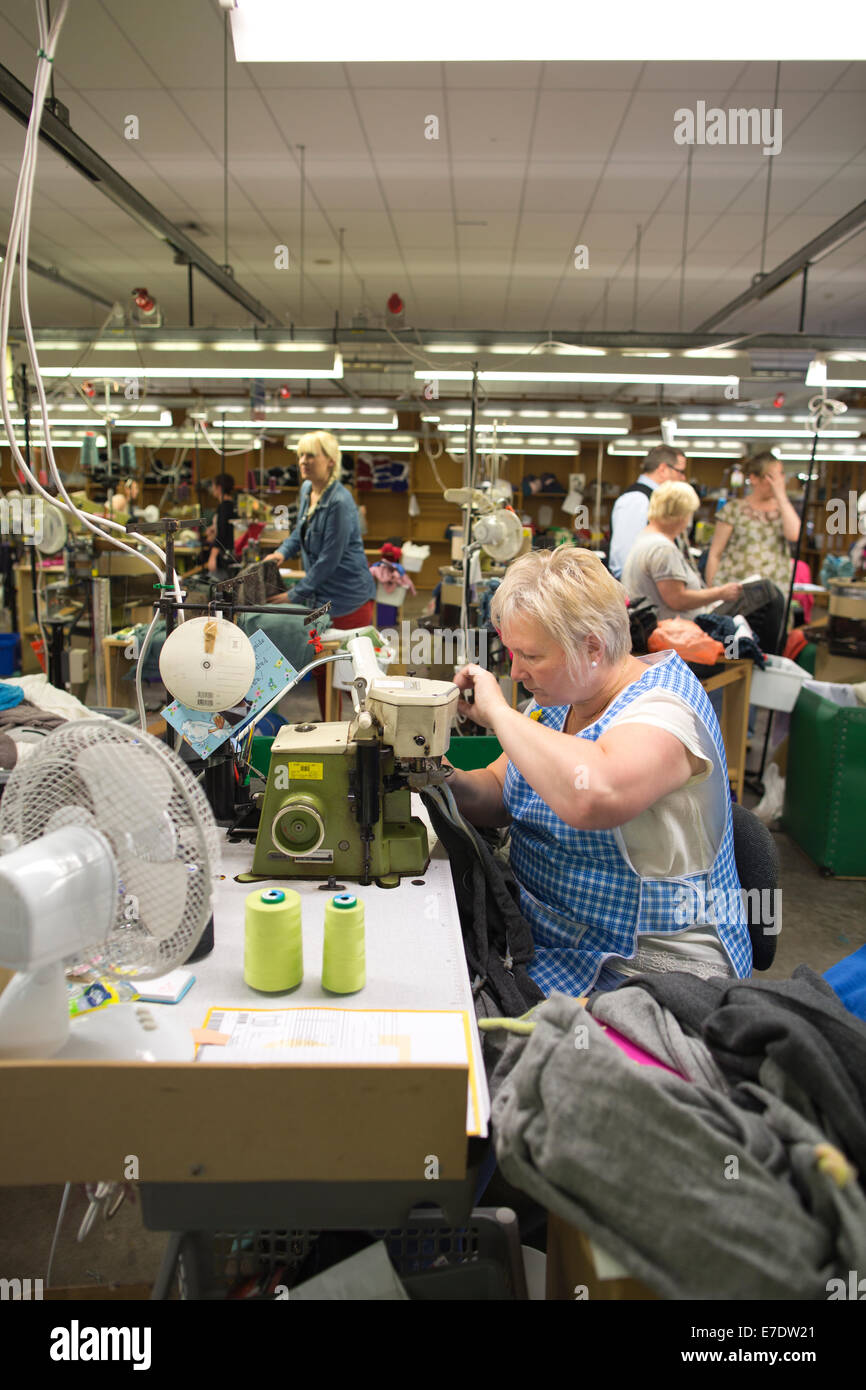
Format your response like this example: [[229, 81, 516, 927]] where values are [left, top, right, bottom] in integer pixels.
[[620, 966, 866, 1177], [587, 987, 728, 1091], [224, 562, 286, 608], [492, 992, 866, 1300], [0, 700, 65, 768]]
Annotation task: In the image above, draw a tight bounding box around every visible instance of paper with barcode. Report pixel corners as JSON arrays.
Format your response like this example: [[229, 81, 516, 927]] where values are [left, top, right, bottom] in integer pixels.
[[197, 1006, 484, 1136]]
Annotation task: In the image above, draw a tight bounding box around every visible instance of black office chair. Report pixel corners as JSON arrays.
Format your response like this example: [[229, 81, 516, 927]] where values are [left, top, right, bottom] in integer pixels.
[[731, 802, 781, 971]]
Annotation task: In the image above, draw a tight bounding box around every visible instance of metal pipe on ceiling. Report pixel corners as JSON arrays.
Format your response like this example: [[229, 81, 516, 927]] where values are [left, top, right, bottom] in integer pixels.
[[0, 61, 281, 327], [0, 242, 114, 309], [693, 199, 866, 333]]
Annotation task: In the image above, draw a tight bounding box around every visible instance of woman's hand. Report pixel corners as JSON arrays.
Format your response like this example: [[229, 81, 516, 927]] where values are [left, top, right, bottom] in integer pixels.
[[206, 553, 218, 574], [262, 552, 283, 565], [767, 468, 789, 502], [453, 664, 508, 728], [719, 581, 743, 603]]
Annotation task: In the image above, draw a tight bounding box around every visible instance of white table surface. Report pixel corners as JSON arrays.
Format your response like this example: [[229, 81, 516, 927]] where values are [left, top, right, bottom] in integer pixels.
[[171, 798, 490, 1135]]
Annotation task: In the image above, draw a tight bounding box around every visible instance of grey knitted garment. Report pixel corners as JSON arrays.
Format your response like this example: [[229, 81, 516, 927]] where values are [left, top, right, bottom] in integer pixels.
[[492, 992, 866, 1300], [587, 986, 728, 1092]]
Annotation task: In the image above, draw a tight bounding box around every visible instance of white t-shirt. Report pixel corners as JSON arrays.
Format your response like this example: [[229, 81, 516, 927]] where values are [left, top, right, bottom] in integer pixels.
[[622, 530, 706, 621], [600, 686, 734, 981]]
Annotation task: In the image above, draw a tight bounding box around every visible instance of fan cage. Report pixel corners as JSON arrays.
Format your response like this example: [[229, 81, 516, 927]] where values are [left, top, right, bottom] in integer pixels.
[[0, 720, 220, 980]]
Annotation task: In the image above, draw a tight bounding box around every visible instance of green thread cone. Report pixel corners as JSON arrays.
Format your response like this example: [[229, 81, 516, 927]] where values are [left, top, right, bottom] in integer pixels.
[[244, 887, 303, 992], [322, 892, 365, 994]]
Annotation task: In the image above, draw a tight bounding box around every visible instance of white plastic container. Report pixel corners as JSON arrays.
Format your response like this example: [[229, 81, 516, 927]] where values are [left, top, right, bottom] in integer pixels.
[[749, 654, 810, 712], [400, 542, 430, 573], [375, 582, 407, 607], [328, 636, 396, 693]]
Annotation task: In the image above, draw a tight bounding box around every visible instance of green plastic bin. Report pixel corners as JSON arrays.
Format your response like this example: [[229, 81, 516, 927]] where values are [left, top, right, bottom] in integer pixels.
[[782, 686, 866, 877], [446, 734, 503, 770]]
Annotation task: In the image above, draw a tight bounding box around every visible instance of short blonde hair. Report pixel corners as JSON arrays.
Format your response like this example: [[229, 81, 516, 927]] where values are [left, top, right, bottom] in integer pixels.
[[648, 480, 701, 523], [294, 430, 342, 481], [490, 547, 630, 673]]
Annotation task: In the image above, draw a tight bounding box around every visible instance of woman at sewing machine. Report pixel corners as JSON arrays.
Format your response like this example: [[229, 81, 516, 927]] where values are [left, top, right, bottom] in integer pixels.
[[446, 547, 751, 997]]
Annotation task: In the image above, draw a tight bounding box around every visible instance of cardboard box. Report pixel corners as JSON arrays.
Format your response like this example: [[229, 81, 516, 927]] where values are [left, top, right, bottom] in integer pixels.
[[828, 581, 866, 622], [813, 644, 866, 684]]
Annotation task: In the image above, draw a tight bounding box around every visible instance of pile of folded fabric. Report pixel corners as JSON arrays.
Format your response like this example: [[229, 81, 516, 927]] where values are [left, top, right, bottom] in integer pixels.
[[490, 967, 866, 1299], [0, 674, 103, 771]]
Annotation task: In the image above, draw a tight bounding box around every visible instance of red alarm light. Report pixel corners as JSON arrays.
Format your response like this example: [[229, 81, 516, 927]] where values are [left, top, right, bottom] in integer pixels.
[[133, 287, 155, 314], [279, 386, 292, 399], [773, 393, 785, 408], [387, 292, 404, 316]]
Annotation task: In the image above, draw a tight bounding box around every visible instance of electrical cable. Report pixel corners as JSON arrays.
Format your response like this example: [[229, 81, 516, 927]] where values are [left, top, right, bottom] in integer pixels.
[[0, 8, 166, 582], [0, 2, 186, 725], [45, 1181, 71, 1289], [198, 419, 257, 457], [134, 609, 161, 731]]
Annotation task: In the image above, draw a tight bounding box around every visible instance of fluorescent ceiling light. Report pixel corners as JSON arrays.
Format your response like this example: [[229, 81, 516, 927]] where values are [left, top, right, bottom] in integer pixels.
[[682, 349, 740, 359], [230, 2, 866, 61], [622, 351, 671, 358], [39, 357, 344, 381], [417, 370, 739, 387], [827, 376, 866, 388], [213, 343, 265, 352], [273, 416, 398, 429], [519, 411, 549, 418], [680, 413, 712, 421], [426, 345, 481, 354], [675, 427, 859, 439], [480, 422, 626, 435], [151, 342, 206, 352]]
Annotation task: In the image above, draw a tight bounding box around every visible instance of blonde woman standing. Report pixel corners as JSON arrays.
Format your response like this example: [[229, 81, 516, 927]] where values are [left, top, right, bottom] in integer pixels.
[[267, 430, 375, 712]]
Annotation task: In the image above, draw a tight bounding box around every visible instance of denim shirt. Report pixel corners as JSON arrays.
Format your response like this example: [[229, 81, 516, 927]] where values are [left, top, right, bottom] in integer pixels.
[[276, 479, 375, 618]]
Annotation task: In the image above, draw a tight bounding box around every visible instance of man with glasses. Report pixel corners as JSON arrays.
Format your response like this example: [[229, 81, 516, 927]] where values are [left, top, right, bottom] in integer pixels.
[[608, 445, 688, 579]]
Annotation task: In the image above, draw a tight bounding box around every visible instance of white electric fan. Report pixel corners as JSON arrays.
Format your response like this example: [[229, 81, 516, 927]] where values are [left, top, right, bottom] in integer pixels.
[[0, 721, 220, 1060], [444, 488, 524, 563]]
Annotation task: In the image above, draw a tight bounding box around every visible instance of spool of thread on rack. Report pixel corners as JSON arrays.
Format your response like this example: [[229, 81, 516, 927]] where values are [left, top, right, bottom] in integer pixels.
[[244, 888, 303, 992], [321, 892, 365, 995]]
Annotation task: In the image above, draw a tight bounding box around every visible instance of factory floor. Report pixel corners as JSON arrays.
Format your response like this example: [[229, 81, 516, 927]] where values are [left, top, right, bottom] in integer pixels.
[[1, 675, 864, 1298]]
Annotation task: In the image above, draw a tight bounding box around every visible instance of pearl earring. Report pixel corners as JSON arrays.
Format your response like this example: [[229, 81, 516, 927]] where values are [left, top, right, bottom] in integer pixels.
[[591, 660, 598, 668]]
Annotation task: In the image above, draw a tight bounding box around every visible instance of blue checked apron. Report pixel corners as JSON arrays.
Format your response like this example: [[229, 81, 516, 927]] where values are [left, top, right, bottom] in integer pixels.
[[504, 651, 752, 996]]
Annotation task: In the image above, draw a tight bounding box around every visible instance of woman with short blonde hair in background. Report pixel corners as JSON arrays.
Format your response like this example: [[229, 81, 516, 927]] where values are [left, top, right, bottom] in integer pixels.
[[622, 480, 745, 621]]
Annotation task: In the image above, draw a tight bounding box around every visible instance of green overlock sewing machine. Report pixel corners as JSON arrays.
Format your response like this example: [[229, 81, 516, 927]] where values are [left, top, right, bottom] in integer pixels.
[[251, 635, 460, 885]]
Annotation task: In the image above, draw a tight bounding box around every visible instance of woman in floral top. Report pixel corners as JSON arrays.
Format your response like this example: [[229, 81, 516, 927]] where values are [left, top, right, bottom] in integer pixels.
[[705, 453, 802, 595]]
